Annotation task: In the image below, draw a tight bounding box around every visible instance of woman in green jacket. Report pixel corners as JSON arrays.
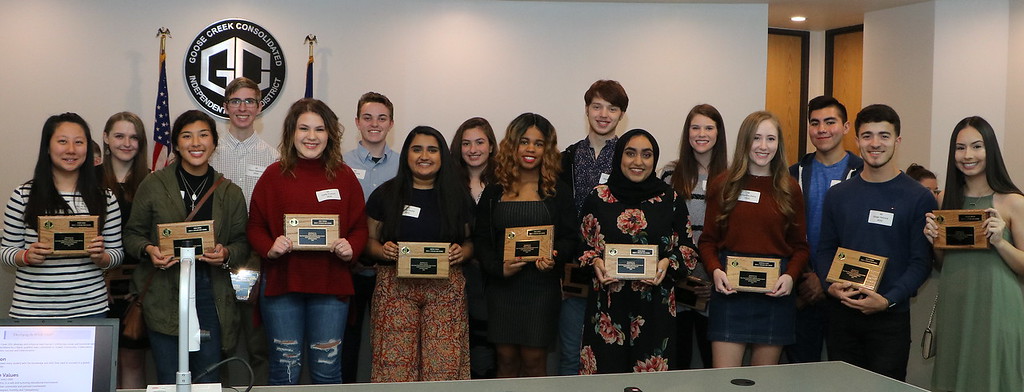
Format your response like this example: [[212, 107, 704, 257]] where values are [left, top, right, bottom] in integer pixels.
[[124, 110, 250, 384]]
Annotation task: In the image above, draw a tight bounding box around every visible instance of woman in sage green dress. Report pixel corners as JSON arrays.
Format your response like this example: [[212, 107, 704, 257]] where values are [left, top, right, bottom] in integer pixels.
[[923, 116, 1024, 392]]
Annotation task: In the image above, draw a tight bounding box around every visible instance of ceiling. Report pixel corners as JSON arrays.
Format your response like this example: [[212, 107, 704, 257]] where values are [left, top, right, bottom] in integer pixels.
[[522, 0, 930, 31]]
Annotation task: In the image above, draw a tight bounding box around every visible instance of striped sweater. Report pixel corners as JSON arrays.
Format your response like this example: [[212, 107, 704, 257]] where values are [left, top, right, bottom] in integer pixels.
[[1, 183, 124, 318]]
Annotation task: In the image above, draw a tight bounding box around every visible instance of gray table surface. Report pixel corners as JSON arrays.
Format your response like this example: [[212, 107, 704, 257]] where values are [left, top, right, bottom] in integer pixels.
[[124, 361, 927, 392]]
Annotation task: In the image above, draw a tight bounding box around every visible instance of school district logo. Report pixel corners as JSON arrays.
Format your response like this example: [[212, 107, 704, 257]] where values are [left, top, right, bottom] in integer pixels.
[[183, 19, 286, 119]]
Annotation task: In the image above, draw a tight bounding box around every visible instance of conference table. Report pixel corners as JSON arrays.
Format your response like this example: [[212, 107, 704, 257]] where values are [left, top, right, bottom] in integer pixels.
[[126, 361, 927, 392]]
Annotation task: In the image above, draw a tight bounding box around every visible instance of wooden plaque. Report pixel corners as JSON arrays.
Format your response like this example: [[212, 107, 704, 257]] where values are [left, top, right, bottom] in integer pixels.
[[503, 225, 554, 263], [38, 215, 98, 257], [156, 220, 215, 259], [677, 276, 711, 311], [561, 263, 590, 298], [604, 244, 658, 280], [725, 256, 781, 293], [397, 242, 450, 279], [826, 247, 888, 291], [284, 214, 340, 251], [933, 209, 989, 249]]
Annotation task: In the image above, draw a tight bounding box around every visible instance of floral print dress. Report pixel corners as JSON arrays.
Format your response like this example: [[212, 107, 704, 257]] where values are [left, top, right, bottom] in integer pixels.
[[577, 185, 697, 374]]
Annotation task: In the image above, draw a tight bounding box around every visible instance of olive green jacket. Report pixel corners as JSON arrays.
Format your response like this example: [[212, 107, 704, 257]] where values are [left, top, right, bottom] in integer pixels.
[[124, 162, 251, 351]]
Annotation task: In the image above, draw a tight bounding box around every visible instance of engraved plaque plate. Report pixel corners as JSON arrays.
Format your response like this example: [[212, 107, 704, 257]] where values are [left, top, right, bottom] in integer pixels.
[[284, 214, 340, 251], [38, 215, 98, 257], [503, 225, 554, 263], [157, 220, 215, 258], [934, 209, 989, 249], [397, 242, 450, 279], [561, 262, 589, 298], [604, 244, 658, 280], [725, 256, 781, 293], [677, 276, 711, 311], [826, 247, 889, 291]]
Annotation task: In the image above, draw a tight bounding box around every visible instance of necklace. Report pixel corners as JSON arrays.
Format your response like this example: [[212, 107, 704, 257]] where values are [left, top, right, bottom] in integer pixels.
[[180, 175, 209, 210], [965, 192, 994, 207]]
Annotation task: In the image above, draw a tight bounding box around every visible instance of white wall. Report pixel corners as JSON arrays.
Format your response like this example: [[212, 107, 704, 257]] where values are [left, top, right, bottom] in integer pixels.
[[931, 0, 1009, 176], [862, 0, 935, 172], [0, 0, 767, 323], [1006, 0, 1024, 188]]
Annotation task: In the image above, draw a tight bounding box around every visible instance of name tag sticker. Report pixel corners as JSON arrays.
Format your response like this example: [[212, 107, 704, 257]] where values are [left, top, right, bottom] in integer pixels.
[[316, 189, 341, 202], [351, 168, 367, 180], [830, 179, 842, 187], [402, 205, 421, 218], [868, 210, 895, 227], [738, 190, 761, 204], [246, 164, 266, 178], [599, 173, 610, 185]]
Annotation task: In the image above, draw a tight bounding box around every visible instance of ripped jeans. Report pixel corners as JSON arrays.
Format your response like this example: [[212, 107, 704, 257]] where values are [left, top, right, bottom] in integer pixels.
[[261, 292, 349, 385]]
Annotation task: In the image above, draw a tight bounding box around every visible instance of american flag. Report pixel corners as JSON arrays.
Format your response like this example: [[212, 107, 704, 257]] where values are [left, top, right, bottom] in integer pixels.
[[151, 51, 171, 170]]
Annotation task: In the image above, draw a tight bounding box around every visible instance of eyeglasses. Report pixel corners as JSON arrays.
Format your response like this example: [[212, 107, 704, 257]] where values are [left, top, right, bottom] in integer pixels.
[[227, 98, 258, 107]]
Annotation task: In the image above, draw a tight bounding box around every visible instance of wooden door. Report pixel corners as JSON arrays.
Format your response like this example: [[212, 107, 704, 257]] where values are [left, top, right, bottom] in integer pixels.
[[826, 26, 864, 155], [766, 29, 808, 166]]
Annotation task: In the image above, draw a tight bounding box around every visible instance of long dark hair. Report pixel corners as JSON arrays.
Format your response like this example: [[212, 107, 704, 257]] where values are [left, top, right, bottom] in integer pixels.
[[377, 126, 473, 244], [670, 104, 728, 198], [101, 112, 150, 202], [24, 113, 107, 230], [450, 117, 497, 187], [941, 116, 1022, 209]]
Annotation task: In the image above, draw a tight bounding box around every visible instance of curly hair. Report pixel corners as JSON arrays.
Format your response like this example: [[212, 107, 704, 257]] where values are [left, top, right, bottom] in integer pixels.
[[278, 98, 345, 181], [715, 111, 796, 233], [494, 113, 561, 198]]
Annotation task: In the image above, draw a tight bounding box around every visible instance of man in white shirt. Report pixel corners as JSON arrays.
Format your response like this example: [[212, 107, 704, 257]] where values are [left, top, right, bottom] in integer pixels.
[[209, 77, 279, 385]]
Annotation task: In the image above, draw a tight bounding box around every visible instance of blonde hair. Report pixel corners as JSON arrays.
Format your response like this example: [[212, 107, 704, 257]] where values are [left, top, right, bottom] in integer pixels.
[[715, 111, 795, 233]]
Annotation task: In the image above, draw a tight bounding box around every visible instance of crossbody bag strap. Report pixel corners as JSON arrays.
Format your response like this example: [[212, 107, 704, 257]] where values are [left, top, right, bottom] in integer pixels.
[[184, 176, 226, 222]]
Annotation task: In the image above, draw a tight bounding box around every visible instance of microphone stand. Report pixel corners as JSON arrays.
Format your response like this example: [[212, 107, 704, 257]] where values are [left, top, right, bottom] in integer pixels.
[[176, 247, 196, 392]]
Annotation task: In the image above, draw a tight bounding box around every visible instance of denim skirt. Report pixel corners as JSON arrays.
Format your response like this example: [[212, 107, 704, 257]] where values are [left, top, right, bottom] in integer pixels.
[[707, 251, 796, 345]]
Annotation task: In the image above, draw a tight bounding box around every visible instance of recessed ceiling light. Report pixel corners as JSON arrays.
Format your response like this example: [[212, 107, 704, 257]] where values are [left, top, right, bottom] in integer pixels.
[[791, 16, 807, 22]]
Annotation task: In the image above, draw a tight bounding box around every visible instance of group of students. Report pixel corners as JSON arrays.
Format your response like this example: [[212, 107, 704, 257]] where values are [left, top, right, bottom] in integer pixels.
[[1, 78, 1020, 392]]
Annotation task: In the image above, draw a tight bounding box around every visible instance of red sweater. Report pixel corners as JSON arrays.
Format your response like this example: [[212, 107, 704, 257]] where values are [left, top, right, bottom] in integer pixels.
[[698, 174, 809, 279], [247, 158, 368, 297]]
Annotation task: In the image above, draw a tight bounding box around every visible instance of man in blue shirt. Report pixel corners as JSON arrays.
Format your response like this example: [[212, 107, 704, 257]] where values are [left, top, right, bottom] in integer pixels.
[[786, 96, 862, 363], [341, 91, 399, 383], [817, 104, 935, 381], [557, 80, 628, 375]]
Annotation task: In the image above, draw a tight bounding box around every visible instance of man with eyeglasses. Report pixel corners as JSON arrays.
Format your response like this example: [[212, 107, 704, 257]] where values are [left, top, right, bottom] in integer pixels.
[[209, 76, 278, 385]]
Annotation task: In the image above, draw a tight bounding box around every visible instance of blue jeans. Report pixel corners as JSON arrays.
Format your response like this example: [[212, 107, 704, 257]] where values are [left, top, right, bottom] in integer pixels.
[[149, 268, 222, 384], [261, 292, 349, 385], [557, 296, 587, 375]]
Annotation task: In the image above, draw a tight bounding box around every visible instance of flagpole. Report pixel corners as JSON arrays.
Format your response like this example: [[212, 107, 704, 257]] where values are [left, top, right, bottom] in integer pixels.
[[152, 28, 172, 171], [303, 34, 317, 98]]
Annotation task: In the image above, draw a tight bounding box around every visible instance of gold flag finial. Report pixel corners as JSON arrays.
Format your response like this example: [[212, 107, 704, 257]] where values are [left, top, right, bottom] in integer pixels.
[[304, 34, 317, 58]]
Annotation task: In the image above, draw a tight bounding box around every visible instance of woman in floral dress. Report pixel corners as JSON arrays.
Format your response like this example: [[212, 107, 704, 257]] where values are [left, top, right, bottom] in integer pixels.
[[577, 129, 697, 374]]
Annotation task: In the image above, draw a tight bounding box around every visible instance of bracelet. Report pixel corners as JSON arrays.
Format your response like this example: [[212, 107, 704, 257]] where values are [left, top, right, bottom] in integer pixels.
[[20, 249, 28, 267], [220, 260, 230, 270]]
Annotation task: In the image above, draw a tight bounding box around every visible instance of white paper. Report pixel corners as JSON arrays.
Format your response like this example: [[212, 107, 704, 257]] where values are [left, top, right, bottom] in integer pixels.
[[0, 326, 95, 391]]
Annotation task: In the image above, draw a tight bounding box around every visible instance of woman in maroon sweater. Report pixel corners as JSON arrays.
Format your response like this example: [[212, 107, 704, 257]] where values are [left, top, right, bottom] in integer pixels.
[[247, 98, 369, 385], [698, 111, 808, 368]]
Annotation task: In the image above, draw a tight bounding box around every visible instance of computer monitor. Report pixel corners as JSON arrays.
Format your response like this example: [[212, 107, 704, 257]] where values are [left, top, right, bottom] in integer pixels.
[[0, 318, 118, 392]]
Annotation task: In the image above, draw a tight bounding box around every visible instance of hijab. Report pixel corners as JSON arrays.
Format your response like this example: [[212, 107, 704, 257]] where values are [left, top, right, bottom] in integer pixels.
[[607, 128, 670, 204]]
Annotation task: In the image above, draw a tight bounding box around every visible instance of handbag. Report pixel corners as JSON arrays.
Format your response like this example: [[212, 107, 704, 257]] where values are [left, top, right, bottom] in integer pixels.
[[922, 293, 938, 359], [121, 176, 225, 340]]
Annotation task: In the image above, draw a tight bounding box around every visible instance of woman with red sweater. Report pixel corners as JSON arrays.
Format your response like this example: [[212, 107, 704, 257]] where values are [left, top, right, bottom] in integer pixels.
[[698, 111, 809, 368], [247, 98, 368, 385]]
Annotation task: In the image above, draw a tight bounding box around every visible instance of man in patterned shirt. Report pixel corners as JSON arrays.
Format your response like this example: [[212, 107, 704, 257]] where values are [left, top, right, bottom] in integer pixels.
[[209, 77, 279, 385], [557, 79, 628, 375]]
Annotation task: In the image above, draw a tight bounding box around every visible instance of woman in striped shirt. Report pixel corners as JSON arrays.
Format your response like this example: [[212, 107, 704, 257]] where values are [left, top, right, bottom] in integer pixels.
[[0, 112, 124, 318]]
